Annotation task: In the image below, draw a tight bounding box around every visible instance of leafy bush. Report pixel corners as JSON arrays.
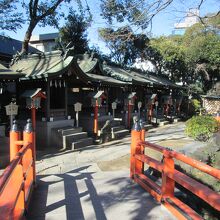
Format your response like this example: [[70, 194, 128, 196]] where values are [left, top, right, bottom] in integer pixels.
[[185, 116, 219, 141], [191, 99, 201, 112]]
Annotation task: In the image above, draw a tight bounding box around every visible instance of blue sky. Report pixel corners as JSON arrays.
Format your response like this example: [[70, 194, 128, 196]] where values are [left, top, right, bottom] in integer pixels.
[[3, 0, 219, 54]]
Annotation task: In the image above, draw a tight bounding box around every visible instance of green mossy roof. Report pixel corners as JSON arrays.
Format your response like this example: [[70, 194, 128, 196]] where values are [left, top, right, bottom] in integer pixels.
[[1, 51, 179, 88], [10, 51, 74, 80], [0, 63, 24, 79], [78, 58, 98, 73]]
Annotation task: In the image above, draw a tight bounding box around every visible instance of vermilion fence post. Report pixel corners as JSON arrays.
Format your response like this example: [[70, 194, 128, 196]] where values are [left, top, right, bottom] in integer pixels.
[[130, 120, 141, 179], [161, 150, 175, 198], [10, 120, 20, 161], [23, 119, 35, 183], [140, 120, 145, 142], [140, 120, 145, 173], [148, 105, 152, 122], [127, 103, 131, 129], [94, 100, 99, 134]]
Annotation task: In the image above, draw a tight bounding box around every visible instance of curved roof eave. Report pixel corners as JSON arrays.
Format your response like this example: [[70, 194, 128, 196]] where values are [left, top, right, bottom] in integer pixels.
[[19, 55, 75, 80], [77, 55, 99, 73], [86, 73, 129, 86], [0, 64, 25, 79], [73, 58, 130, 87]]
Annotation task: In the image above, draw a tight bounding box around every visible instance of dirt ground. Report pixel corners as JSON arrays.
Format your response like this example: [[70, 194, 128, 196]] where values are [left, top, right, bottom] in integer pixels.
[[97, 139, 193, 171]]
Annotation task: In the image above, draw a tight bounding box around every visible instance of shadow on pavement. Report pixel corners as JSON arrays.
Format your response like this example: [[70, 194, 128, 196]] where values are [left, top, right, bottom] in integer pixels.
[[27, 166, 170, 220]]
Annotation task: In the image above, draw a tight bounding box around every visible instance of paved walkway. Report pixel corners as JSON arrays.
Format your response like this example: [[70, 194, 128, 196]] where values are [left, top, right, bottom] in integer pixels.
[[28, 170, 175, 220], [27, 122, 203, 220]]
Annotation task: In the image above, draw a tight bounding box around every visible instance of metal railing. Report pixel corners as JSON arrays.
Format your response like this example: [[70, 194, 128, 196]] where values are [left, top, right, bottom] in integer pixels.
[[130, 121, 220, 220], [0, 119, 35, 220]]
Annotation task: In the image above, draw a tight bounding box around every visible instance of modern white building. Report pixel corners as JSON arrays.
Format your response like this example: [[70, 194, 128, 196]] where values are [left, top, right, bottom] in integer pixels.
[[172, 9, 200, 35], [29, 33, 59, 52]]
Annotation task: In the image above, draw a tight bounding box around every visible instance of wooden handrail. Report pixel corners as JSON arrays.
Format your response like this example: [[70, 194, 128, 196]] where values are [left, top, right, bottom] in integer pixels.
[[131, 125, 220, 220], [0, 120, 35, 220], [141, 140, 220, 179]]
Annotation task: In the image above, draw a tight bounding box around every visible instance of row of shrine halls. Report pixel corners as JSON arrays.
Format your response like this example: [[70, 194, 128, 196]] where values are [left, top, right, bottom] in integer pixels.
[[0, 50, 186, 148]]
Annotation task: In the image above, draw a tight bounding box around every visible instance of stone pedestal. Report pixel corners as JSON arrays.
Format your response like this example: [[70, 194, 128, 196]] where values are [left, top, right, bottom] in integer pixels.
[[36, 119, 74, 149]]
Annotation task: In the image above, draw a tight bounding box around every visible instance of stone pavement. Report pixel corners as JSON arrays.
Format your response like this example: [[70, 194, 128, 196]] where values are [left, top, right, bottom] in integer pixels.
[[26, 122, 204, 220], [27, 169, 175, 220], [146, 122, 207, 154]]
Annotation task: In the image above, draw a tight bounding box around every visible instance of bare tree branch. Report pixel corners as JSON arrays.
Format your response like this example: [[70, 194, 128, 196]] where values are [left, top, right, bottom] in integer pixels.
[[29, 0, 33, 18], [38, 0, 64, 20], [198, 0, 204, 9], [33, 0, 39, 17]]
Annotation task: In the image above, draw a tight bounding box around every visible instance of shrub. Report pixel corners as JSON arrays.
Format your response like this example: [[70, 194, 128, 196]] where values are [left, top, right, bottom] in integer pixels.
[[191, 99, 201, 112], [185, 116, 219, 141]]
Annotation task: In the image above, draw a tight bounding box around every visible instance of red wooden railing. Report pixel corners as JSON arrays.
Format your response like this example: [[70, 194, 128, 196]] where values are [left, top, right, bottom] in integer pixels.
[[0, 120, 35, 220], [130, 122, 220, 220]]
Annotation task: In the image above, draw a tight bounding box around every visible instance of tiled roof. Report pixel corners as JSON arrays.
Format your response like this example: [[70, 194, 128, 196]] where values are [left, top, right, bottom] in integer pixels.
[[103, 64, 179, 88], [0, 63, 24, 79], [0, 36, 39, 57], [86, 73, 127, 85], [78, 56, 98, 73], [10, 51, 74, 79], [1, 51, 180, 89]]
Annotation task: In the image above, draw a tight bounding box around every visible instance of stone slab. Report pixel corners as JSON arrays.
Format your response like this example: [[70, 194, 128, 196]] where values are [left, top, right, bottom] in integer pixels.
[[27, 170, 176, 220]]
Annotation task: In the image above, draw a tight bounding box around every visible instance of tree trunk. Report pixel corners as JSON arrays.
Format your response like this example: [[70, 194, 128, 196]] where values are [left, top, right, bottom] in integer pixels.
[[21, 21, 37, 54]]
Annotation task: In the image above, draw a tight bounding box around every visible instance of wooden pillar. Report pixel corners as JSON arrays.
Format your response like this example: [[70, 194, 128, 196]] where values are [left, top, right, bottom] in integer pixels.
[[105, 89, 109, 114], [162, 152, 175, 198], [23, 119, 35, 183], [177, 103, 181, 115], [166, 104, 169, 117], [148, 104, 152, 122], [10, 121, 20, 161], [31, 107, 36, 161], [31, 108, 36, 131], [94, 100, 99, 134], [130, 123, 141, 179], [128, 103, 131, 129], [46, 80, 50, 120], [64, 80, 68, 117]]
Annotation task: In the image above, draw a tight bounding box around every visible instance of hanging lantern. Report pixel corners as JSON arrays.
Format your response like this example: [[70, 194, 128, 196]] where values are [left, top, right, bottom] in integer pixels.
[[21, 88, 46, 109]]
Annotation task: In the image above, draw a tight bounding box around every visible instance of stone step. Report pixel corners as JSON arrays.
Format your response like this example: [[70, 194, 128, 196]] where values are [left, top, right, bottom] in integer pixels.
[[144, 124, 153, 130], [173, 118, 181, 123], [151, 118, 167, 124], [159, 121, 170, 126], [113, 118, 123, 121], [157, 118, 167, 122], [59, 127, 83, 136], [113, 129, 130, 139], [71, 137, 93, 150], [111, 126, 125, 132], [48, 116, 67, 121], [63, 132, 88, 149], [111, 120, 122, 127]]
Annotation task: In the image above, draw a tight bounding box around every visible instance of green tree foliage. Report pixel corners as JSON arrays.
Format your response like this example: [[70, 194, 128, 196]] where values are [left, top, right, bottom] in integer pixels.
[[0, 0, 89, 54], [21, 0, 72, 54], [148, 14, 220, 91], [99, 26, 149, 65], [99, 1, 219, 92], [149, 35, 188, 83], [183, 18, 220, 87], [100, 0, 149, 28], [185, 116, 219, 141], [0, 0, 23, 32], [59, 9, 90, 54]]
